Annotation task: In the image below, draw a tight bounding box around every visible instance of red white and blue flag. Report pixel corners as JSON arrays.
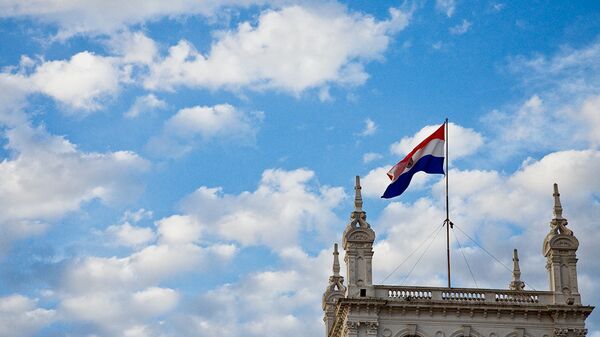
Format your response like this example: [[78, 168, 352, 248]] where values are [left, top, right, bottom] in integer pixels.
[[382, 123, 445, 199]]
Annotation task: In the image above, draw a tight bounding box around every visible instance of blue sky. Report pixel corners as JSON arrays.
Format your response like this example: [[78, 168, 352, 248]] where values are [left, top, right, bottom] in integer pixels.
[[0, 1, 599, 336]]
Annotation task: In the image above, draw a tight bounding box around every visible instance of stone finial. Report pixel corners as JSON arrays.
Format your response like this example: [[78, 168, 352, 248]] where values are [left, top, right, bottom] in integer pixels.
[[324, 243, 346, 300], [509, 249, 525, 291], [333, 243, 340, 277], [327, 243, 344, 290], [549, 183, 573, 236], [354, 176, 363, 212], [553, 183, 563, 220], [344, 175, 370, 230]]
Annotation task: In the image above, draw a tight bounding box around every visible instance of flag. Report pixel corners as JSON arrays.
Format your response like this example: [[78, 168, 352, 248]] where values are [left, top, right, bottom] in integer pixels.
[[382, 123, 445, 199]]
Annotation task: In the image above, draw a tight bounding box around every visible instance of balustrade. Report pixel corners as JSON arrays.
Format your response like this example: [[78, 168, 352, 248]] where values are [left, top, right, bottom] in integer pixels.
[[374, 286, 551, 305]]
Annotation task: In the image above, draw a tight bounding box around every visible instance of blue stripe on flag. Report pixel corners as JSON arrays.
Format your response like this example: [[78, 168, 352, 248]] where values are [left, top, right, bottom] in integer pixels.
[[382, 155, 445, 199]]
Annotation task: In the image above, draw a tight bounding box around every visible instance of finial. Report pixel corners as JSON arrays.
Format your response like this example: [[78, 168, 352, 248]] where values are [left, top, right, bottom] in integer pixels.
[[509, 248, 525, 291], [553, 183, 563, 220], [354, 176, 363, 211], [333, 243, 340, 276], [513, 249, 521, 275]]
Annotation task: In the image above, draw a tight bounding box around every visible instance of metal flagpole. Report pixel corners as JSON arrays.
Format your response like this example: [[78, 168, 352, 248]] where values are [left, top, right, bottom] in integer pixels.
[[445, 118, 452, 288]]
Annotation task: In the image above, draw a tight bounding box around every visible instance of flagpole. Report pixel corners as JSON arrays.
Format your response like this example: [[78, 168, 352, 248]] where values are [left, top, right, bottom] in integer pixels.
[[445, 118, 451, 288]]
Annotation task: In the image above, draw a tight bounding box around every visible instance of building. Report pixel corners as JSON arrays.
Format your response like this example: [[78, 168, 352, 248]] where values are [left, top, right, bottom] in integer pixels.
[[322, 177, 594, 337]]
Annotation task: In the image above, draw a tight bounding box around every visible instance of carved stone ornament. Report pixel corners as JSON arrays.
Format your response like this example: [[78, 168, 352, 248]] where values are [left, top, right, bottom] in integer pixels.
[[550, 219, 573, 236], [343, 226, 375, 247], [350, 232, 369, 241], [365, 321, 378, 332], [554, 328, 587, 337], [346, 321, 359, 331], [544, 234, 579, 255]]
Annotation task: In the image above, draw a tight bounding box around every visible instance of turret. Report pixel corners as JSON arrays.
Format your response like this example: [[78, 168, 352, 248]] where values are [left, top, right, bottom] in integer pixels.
[[342, 176, 376, 298], [543, 183, 581, 305], [323, 243, 346, 336]]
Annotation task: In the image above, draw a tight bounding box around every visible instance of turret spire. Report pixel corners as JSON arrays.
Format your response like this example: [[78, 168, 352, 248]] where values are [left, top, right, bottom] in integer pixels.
[[509, 249, 525, 291], [354, 176, 363, 212], [549, 183, 572, 235], [332, 243, 340, 277], [553, 183, 563, 220], [322, 243, 346, 335]]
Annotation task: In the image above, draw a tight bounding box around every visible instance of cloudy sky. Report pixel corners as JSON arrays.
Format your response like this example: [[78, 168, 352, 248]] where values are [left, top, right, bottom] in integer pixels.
[[0, 1, 599, 336]]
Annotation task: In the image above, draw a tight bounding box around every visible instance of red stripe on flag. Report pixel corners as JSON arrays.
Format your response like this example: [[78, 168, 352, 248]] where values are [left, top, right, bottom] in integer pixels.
[[387, 123, 445, 181]]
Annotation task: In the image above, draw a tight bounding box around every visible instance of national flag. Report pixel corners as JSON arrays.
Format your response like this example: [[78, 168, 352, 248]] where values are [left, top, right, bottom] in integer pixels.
[[382, 123, 445, 199]]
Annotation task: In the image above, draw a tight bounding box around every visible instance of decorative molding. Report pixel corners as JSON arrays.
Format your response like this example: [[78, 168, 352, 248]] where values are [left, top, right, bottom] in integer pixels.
[[554, 328, 587, 337], [345, 321, 359, 331]]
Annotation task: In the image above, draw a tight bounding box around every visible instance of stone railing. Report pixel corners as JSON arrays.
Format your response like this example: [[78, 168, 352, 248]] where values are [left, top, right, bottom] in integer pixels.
[[374, 286, 553, 305]]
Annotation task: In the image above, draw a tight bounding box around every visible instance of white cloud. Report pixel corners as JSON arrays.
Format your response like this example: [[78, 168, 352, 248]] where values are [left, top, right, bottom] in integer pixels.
[[0, 70, 31, 126], [65, 217, 236, 294], [0, 37, 157, 114], [156, 215, 202, 245], [484, 95, 567, 157], [1, 52, 122, 111], [144, 5, 410, 93], [506, 38, 600, 106], [0, 294, 55, 337], [579, 95, 600, 147], [125, 94, 167, 118], [106, 222, 156, 247], [359, 118, 377, 136], [436, 0, 457, 17], [509, 38, 600, 93], [103, 209, 156, 248], [362, 166, 391, 198], [30, 52, 121, 111], [59, 212, 237, 334], [485, 39, 600, 157], [362, 152, 383, 163], [108, 31, 158, 65], [131, 287, 180, 317], [0, 124, 149, 248], [0, 0, 274, 37], [121, 208, 154, 223], [449, 19, 471, 35], [318, 86, 333, 102], [148, 103, 260, 157], [178, 246, 334, 337], [1, 5, 411, 108], [181, 168, 345, 250], [389, 122, 484, 163], [61, 286, 179, 332], [165, 104, 253, 139]]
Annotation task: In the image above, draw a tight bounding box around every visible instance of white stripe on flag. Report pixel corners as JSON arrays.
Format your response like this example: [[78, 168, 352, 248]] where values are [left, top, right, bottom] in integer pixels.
[[399, 138, 445, 176]]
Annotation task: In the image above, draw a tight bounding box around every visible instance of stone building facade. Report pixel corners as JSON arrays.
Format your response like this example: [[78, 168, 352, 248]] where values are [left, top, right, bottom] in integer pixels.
[[323, 177, 594, 337]]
